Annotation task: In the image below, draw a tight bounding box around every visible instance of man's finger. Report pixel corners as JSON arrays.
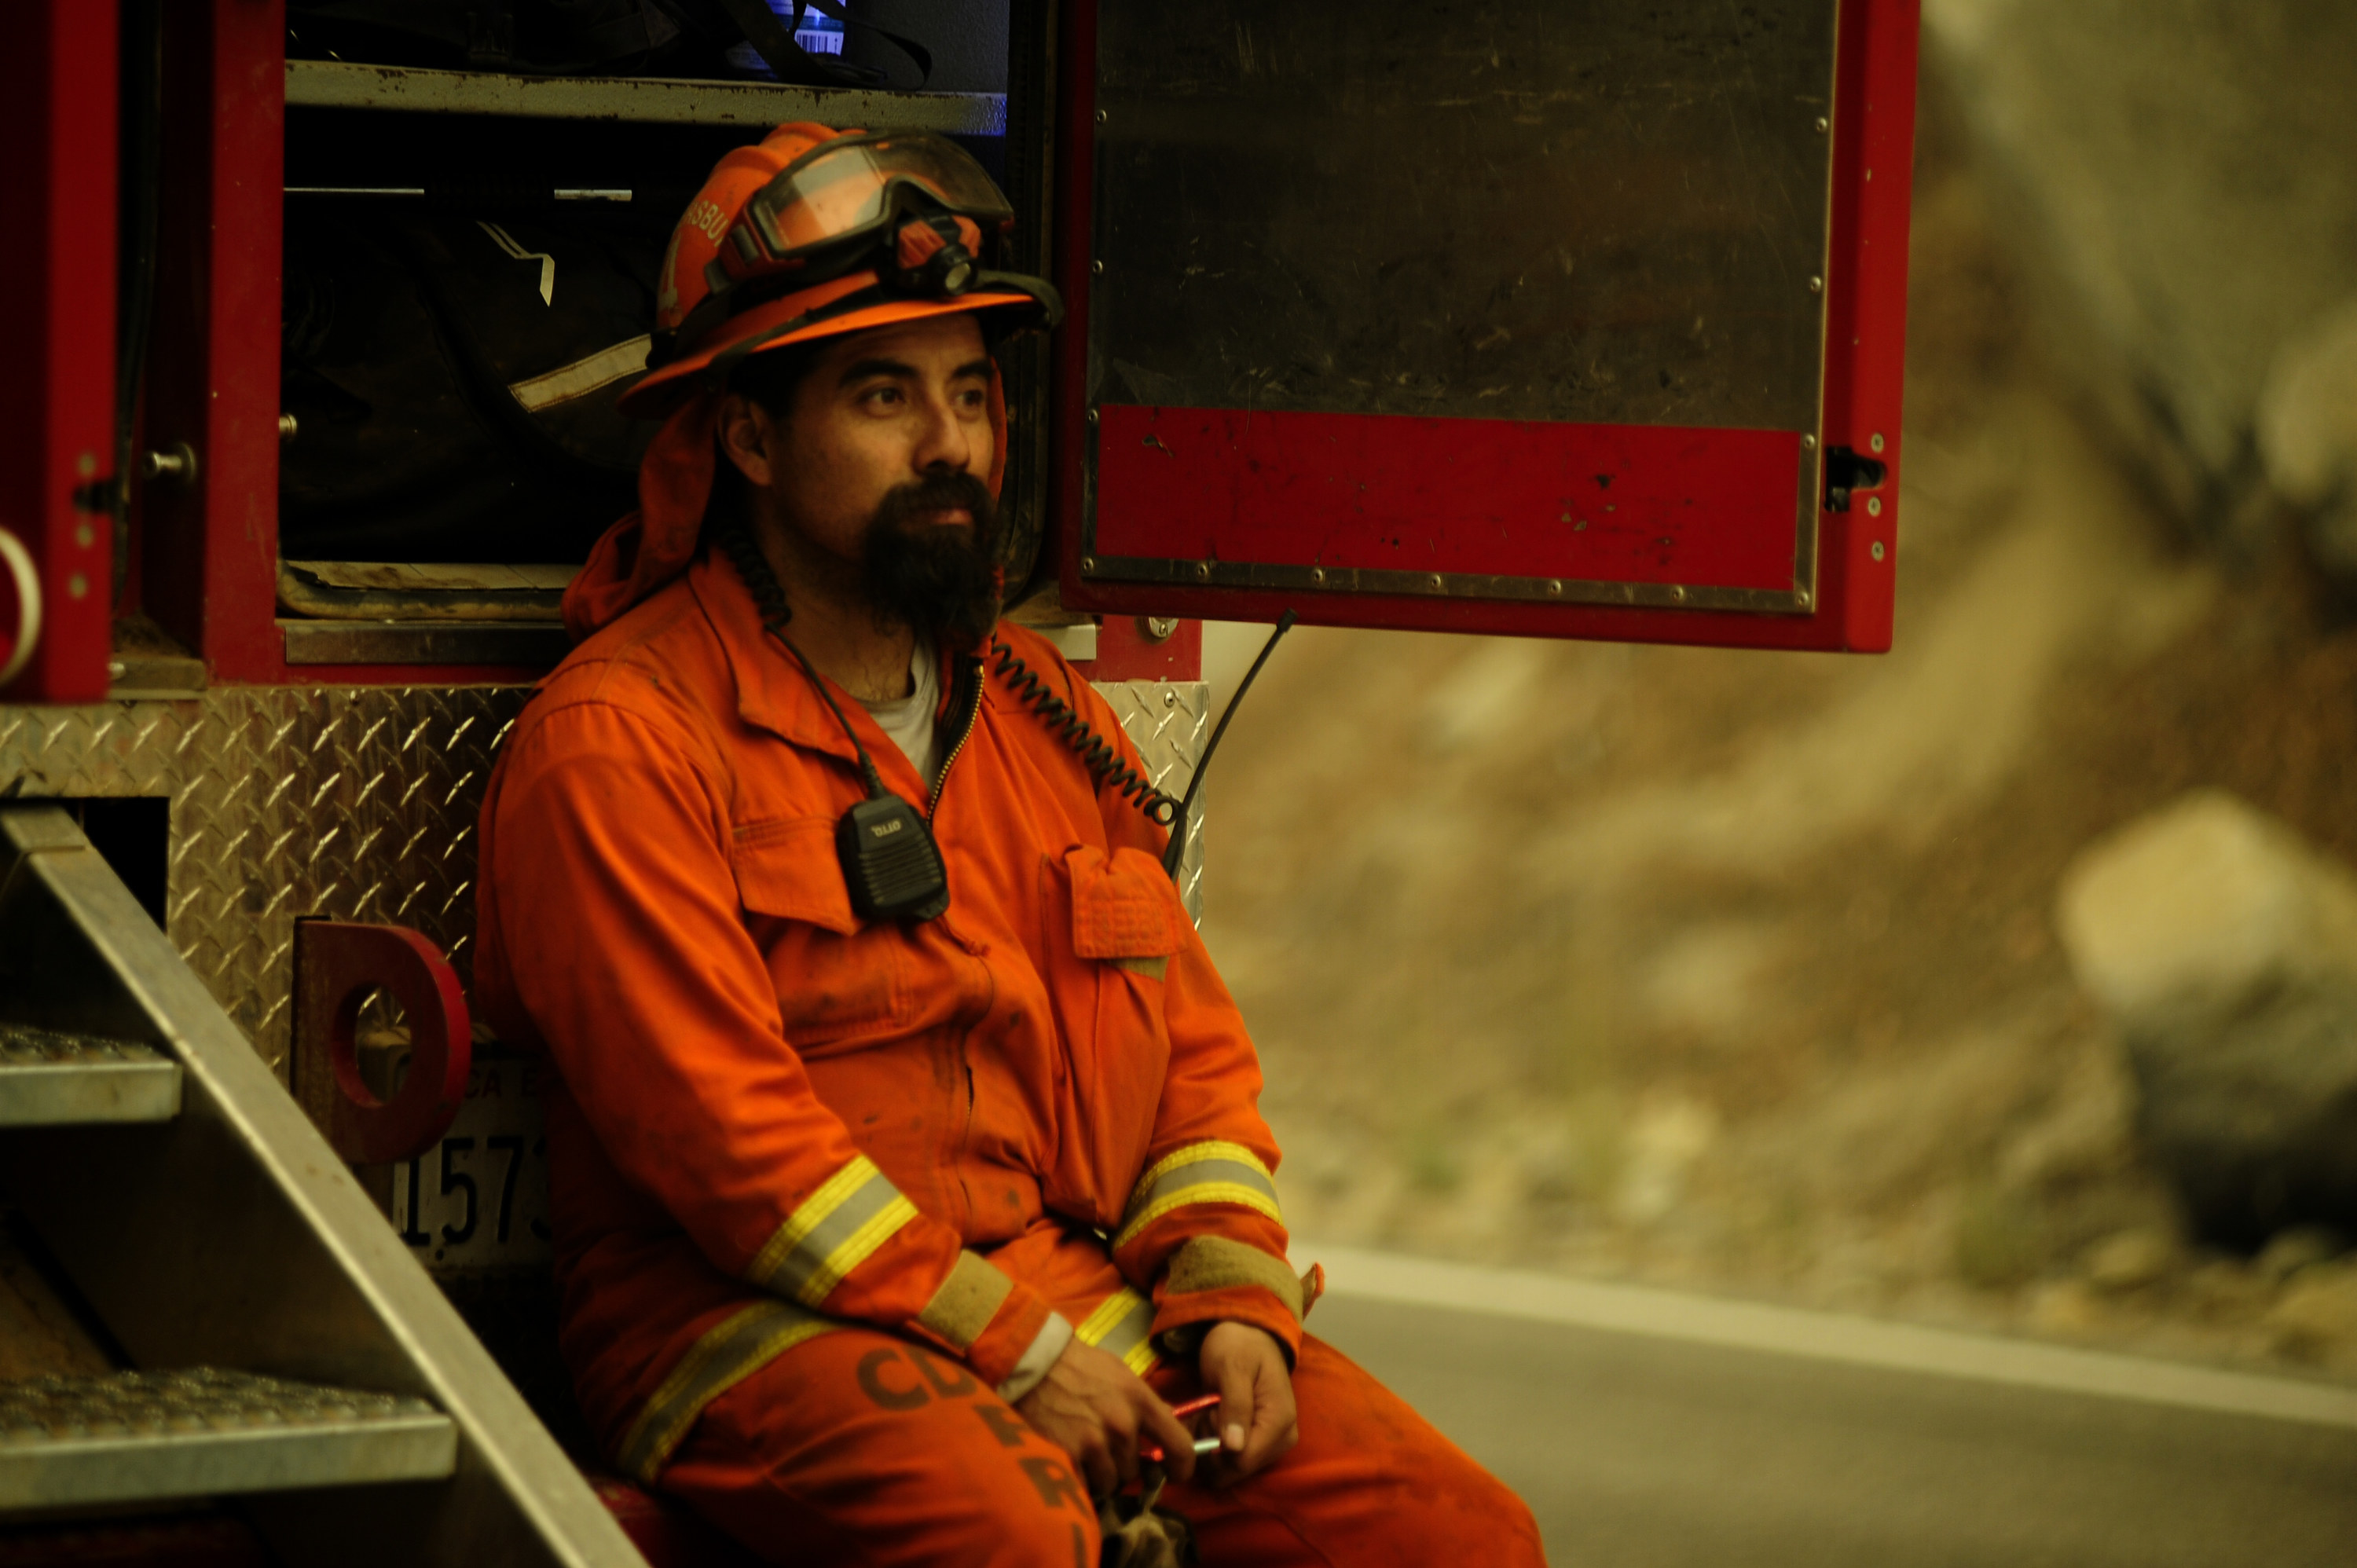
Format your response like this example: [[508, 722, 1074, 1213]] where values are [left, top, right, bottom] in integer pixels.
[[1232, 1355, 1292, 1476], [1107, 1405, 1142, 1489], [1215, 1350, 1255, 1458], [1076, 1435, 1116, 1500]]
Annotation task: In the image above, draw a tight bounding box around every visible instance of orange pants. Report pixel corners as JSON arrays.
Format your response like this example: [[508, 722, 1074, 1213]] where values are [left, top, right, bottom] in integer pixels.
[[658, 1330, 1545, 1566]]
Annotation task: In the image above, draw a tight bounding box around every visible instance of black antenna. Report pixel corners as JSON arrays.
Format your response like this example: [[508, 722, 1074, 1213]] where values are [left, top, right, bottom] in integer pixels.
[[1161, 610, 1296, 881]]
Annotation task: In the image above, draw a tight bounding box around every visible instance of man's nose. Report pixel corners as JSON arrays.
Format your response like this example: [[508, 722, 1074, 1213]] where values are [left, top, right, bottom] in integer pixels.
[[911, 389, 980, 474]]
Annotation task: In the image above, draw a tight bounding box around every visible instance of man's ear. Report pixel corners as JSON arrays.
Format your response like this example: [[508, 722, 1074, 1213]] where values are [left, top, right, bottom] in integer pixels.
[[716, 393, 777, 489]]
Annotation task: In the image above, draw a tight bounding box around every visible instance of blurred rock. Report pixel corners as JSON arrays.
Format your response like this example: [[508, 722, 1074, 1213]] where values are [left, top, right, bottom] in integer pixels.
[[2057, 790, 2357, 1246], [2264, 1260, 2357, 1371], [2258, 297, 2357, 577], [1611, 1094, 1718, 1229], [2083, 1226, 2178, 1294], [1925, 0, 2357, 575], [2255, 1225, 2350, 1287], [1996, 1042, 2135, 1194]]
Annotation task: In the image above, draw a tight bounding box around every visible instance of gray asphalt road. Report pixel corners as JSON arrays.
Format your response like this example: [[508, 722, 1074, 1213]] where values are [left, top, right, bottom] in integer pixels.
[[1310, 1291, 2357, 1566]]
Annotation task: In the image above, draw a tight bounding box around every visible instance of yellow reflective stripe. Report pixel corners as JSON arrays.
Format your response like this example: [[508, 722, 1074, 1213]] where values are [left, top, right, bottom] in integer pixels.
[[1073, 1286, 1160, 1376], [1127, 1140, 1273, 1207], [748, 1154, 919, 1306], [1117, 1142, 1281, 1247], [616, 1300, 838, 1483], [1115, 1182, 1284, 1247]]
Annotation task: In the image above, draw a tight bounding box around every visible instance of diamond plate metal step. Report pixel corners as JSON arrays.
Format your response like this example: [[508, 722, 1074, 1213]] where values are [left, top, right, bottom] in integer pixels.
[[0, 1024, 180, 1127], [0, 1369, 457, 1511]]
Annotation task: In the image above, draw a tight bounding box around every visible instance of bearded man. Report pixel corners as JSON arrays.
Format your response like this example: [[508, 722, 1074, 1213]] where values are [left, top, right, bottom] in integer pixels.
[[474, 122, 1543, 1567]]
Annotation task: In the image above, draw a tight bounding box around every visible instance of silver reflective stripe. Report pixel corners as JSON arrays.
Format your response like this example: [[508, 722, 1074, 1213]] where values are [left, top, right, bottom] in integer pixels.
[[508, 334, 652, 412], [1073, 1288, 1158, 1376], [749, 1156, 919, 1307], [615, 1300, 838, 1482], [1116, 1149, 1282, 1247]]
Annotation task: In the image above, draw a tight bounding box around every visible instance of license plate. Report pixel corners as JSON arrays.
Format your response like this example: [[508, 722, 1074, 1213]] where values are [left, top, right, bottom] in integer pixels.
[[390, 1057, 552, 1269]]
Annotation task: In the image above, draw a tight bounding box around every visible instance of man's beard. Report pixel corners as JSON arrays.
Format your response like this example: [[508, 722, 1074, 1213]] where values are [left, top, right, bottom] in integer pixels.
[[860, 471, 1003, 650]]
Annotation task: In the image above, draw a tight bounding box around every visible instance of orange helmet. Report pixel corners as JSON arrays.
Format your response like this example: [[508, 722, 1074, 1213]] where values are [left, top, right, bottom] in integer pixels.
[[621, 122, 1061, 418]]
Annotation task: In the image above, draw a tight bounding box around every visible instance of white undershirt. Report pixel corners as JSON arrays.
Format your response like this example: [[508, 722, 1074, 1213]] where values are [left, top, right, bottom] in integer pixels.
[[856, 638, 945, 787]]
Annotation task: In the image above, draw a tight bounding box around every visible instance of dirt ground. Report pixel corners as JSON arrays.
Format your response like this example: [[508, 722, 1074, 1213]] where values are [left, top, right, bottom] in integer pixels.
[[1197, 97, 2357, 1381]]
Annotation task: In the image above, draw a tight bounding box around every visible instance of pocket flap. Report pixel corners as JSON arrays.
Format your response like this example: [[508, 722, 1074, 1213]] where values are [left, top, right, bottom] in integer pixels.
[[731, 817, 860, 933], [1065, 844, 1190, 960]]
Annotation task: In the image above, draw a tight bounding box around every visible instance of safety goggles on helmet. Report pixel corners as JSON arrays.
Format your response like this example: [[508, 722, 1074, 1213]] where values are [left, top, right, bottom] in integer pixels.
[[626, 123, 1061, 415]]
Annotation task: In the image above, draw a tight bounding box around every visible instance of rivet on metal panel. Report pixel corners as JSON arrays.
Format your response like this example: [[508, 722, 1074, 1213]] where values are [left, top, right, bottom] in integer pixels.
[[1094, 108, 1107, 124], [1546, 580, 1563, 597], [1802, 434, 1817, 450], [1193, 562, 1212, 582], [1808, 276, 1824, 293], [1796, 588, 1813, 608], [1310, 567, 1325, 585], [1815, 116, 1830, 134], [1138, 617, 1178, 643], [1670, 585, 1688, 603], [68, 574, 87, 600], [1087, 408, 1099, 425], [278, 413, 299, 443], [75, 524, 94, 549], [141, 444, 198, 485], [1866, 496, 1882, 517], [1080, 556, 1097, 573], [1870, 432, 1885, 453], [75, 452, 96, 479], [1426, 573, 1442, 591], [1871, 541, 1886, 562], [1163, 689, 1177, 708], [1091, 260, 1104, 276]]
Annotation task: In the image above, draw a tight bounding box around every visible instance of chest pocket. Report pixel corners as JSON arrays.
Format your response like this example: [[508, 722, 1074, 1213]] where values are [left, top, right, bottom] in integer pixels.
[[731, 818, 913, 1050], [1040, 844, 1191, 1221]]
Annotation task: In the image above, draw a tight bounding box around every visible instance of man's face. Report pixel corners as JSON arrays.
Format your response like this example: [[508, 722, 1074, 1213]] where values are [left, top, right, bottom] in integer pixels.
[[724, 313, 1003, 646]]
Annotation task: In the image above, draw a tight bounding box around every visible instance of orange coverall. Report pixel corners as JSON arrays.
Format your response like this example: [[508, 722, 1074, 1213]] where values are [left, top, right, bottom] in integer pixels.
[[474, 428, 1542, 1561]]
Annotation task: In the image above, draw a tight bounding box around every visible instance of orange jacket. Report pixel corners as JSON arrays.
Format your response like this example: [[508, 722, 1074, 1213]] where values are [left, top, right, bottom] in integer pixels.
[[474, 548, 1300, 1478]]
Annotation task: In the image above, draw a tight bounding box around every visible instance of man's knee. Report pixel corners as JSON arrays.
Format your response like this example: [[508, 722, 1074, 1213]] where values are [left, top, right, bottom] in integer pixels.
[[982, 1453, 1100, 1566]]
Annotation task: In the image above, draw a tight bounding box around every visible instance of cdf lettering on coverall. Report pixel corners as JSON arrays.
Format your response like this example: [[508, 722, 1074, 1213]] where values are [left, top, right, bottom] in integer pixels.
[[475, 121, 1545, 1566]]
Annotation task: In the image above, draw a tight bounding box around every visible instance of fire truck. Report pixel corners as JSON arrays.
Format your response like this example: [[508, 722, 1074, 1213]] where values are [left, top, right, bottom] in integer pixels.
[[0, 2, 1916, 1561]]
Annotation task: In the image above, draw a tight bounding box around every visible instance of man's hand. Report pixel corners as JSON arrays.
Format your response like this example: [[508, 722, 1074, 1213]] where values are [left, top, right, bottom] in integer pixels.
[[1198, 1321, 1297, 1484], [1015, 1339, 1197, 1497]]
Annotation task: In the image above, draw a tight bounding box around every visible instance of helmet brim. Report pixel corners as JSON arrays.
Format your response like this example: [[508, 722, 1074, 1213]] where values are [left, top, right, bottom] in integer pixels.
[[617, 284, 1051, 420]]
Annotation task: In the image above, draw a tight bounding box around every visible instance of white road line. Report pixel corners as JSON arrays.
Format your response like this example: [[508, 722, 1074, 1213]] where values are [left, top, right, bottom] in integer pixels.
[[1294, 1242, 2357, 1431]]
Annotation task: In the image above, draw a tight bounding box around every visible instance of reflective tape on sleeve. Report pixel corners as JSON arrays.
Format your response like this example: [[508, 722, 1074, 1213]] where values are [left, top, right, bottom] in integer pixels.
[[1115, 1141, 1281, 1248], [747, 1154, 919, 1307], [616, 1299, 838, 1482], [1073, 1286, 1160, 1376]]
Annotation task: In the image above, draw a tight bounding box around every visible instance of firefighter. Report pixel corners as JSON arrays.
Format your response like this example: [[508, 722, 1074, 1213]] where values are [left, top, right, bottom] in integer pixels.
[[474, 123, 1545, 1566]]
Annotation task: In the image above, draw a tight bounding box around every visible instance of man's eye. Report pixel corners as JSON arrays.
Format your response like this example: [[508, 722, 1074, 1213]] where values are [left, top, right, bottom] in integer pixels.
[[863, 386, 903, 408]]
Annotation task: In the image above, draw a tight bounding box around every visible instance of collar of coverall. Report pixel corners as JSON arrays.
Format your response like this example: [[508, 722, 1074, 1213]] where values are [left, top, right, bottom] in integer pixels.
[[560, 357, 1010, 645], [684, 544, 960, 797]]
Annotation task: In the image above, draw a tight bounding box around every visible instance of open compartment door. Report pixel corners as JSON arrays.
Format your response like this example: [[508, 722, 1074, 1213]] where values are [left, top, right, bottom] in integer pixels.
[[1054, 0, 1919, 652]]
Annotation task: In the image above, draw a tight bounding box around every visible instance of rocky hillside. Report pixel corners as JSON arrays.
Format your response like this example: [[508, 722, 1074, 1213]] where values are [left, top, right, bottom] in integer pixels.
[[1199, 45, 2357, 1381]]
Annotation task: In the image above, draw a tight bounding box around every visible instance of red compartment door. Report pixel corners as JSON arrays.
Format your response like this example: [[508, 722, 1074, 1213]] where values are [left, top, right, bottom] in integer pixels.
[[1056, 0, 1919, 652], [0, 0, 119, 701]]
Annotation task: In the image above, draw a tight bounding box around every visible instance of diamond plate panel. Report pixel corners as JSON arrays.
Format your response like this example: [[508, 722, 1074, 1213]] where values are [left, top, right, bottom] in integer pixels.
[[0, 688, 530, 1081], [0, 678, 1207, 1088], [1098, 680, 1210, 922]]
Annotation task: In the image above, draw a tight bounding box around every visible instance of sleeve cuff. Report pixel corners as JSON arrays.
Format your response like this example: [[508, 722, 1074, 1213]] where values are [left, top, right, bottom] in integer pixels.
[[1148, 1235, 1307, 1364], [994, 1310, 1075, 1405], [913, 1251, 1054, 1388]]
